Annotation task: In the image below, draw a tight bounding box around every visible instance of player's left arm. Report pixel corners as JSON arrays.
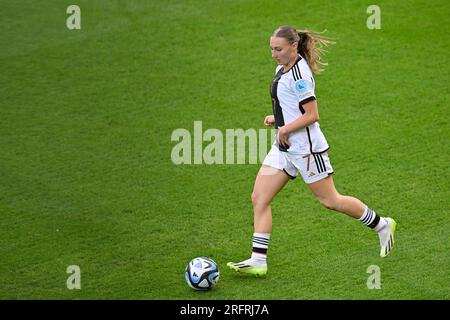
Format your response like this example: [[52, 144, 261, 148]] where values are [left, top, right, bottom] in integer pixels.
[[277, 99, 319, 146]]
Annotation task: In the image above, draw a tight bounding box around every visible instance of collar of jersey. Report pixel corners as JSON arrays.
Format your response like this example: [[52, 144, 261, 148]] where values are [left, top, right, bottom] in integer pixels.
[[281, 54, 302, 74]]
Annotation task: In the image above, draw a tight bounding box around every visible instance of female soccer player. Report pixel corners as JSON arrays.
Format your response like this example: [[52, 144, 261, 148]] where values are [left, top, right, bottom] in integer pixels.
[[227, 26, 397, 276]]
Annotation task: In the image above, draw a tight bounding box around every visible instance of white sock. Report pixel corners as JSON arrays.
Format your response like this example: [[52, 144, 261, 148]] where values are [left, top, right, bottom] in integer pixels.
[[359, 206, 386, 231], [251, 252, 267, 266], [251, 232, 270, 265]]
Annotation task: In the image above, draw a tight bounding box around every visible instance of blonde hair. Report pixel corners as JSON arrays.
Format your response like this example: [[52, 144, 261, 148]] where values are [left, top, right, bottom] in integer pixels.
[[272, 26, 335, 73]]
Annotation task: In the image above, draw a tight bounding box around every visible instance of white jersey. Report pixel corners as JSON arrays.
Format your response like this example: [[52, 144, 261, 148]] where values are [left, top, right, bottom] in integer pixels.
[[270, 54, 329, 154]]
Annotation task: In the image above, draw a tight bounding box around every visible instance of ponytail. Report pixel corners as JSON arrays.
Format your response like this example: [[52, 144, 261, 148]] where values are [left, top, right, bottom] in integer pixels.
[[296, 29, 335, 73]]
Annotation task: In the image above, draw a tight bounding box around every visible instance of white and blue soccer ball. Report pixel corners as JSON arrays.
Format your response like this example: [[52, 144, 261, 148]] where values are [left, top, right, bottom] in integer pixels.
[[185, 257, 220, 291]]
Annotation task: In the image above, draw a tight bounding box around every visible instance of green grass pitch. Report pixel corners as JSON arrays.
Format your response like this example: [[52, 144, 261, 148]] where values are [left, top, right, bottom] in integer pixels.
[[0, 0, 449, 299]]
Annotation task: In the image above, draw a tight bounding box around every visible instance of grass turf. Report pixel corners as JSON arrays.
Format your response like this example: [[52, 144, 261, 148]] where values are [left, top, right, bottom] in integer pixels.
[[0, 0, 449, 299]]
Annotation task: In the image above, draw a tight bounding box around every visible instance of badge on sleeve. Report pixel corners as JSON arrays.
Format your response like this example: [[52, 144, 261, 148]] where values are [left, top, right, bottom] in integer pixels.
[[295, 79, 309, 94]]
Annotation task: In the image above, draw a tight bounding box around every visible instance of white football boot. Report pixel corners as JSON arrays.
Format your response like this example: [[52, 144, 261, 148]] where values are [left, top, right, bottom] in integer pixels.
[[378, 217, 397, 257]]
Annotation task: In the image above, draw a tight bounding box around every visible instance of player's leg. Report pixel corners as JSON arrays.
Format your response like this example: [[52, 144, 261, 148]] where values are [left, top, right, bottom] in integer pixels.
[[227, 165, 290, 276], [308, 175, 396, 257], [252, 165, 291, 233], [307, 175, 365, 218]]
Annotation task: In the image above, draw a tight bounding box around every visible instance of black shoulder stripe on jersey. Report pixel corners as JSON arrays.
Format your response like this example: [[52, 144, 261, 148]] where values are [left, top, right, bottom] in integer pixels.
[[291, 67, 297, 80], [292, 64, 299, 81], [296, 63, 302, 79], [292, 63, 302, 81], [284, 55, 302, 80]]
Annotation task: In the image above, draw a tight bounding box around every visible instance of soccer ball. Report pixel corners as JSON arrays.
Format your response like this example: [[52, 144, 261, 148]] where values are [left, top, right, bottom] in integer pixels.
[[185, 257, 220, 291]]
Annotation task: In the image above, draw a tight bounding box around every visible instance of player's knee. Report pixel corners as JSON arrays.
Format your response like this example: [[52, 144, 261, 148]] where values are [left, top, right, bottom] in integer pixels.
[[251, 191, 269, 209], [251, 191, 261, 206]]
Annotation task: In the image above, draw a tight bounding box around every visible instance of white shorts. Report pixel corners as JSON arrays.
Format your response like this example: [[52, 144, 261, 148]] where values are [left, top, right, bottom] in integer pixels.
[[262, 145, 334, 184]]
